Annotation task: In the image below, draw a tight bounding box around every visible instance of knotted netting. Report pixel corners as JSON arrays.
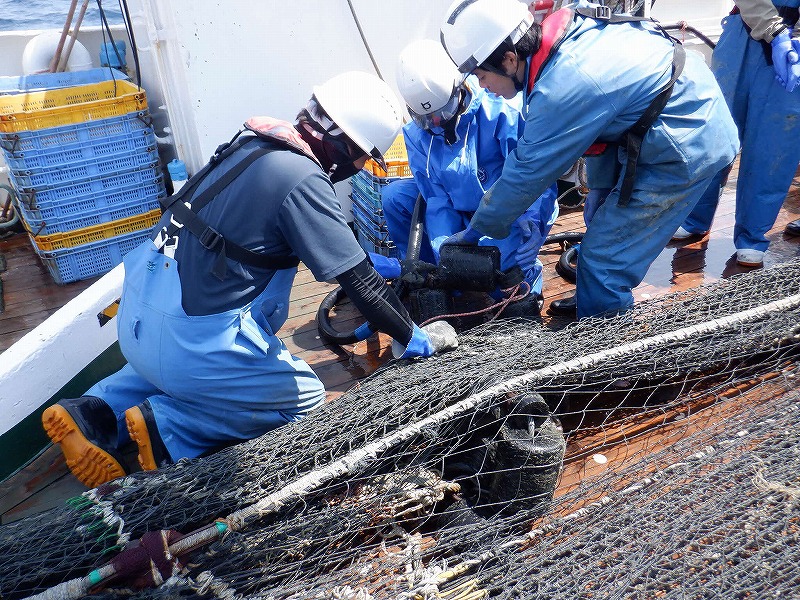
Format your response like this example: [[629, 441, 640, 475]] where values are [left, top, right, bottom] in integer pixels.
[[2, 259, 799, 599]]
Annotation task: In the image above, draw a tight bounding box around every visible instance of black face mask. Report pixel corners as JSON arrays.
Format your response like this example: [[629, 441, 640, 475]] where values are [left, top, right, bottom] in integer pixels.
[[296, 111, 366, 183], [327, 161, 361, 183]]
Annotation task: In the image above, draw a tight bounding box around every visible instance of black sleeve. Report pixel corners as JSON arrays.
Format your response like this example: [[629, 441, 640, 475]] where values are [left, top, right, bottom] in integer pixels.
[[335, 258, 414, 345]]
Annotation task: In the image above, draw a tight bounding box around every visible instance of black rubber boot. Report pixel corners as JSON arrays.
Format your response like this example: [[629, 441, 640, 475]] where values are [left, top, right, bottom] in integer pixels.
[[547, 293, 577, 316], [785, 218, 800, 237], [125, 399, 171, 471], [42, 396, 127, 488]]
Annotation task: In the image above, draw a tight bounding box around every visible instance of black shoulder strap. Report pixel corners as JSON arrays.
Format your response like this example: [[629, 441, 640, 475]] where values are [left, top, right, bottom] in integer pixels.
[[160, 130, 251, 217], [158, 135, 300, 280], [575, 6, 686, 206], [618, 43, 685, 206]]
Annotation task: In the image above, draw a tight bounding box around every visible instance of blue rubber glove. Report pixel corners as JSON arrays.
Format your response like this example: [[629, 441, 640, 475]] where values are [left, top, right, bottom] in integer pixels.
[[515, 218, 543, 270], [788, 38, 800, 92], [771, 30, 800, 91], [353, 322, 374, 341], [367, 252, 401, 279], [441, 225, 482, 247], [431, 235, 448, 262], [392, 322, 459, 358]]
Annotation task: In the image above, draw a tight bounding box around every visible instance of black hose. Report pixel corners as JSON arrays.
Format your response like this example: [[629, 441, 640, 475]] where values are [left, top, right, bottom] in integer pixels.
[[406, 194, 425, 262], [317, 286, 363, 345], [544, 231, 582, 284], [660, 23, 717, 49], [543, 231, 583, 246], [555, 245, 578, 283]]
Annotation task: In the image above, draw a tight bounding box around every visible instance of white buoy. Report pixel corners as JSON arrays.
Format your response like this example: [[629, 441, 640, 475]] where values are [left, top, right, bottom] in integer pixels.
[[21, 32, 93, 74]]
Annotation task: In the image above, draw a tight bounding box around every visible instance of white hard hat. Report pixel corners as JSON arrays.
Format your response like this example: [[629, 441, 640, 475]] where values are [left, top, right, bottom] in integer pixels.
[[312, 71, 403, 165], [440, 0, 534, 73], [396, 40, 462, 116]]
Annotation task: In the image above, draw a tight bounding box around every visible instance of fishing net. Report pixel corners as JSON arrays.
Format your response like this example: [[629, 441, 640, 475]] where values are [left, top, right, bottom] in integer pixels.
[[1, 259, 799, 599]]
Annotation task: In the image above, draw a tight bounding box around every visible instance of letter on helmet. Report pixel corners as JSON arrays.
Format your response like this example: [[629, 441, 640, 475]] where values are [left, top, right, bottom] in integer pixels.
[[312, 71, 403, 168], [396, 39, 462, 117], [440, 0, 534, 73]]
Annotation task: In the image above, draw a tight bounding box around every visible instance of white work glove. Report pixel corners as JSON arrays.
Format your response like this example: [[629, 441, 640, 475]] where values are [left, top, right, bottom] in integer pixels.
[[392, 321, 459, 358]]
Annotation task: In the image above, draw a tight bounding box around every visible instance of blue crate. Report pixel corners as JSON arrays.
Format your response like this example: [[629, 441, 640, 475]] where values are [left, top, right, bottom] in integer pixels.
[[354, 220, 398, 258], [18, 195, 162, 235], [2, 127, 156, 170], [17, 175, 166, 220], [350, 172, 384, 210], [350, 193, 387, 232], [35, 227, 154, 284], [352, 169, 410, 194], [0, 68, 129, 94], [0, 110, 152, 153], [17, 164, 162, 201], [10, 145, 161, 188]]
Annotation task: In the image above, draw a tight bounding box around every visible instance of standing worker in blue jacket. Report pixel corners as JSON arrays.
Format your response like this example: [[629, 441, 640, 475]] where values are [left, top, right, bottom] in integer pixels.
[[379, 39, 558, 300], [438, 0, 739, 319], [42, 72, 458, 489], [672, 0, 800, 266]]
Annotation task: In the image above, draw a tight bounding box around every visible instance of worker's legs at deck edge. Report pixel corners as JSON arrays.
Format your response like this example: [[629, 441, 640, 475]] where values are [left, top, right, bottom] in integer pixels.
[[577, 175, 714, 319], [680, 15, 800, 250], [88, 352, 323, 462]]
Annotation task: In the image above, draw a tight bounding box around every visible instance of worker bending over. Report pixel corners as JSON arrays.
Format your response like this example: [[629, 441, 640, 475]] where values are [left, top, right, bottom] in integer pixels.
[[43, 72, 457, 488], [439, 0, 738, 318], [379, 40, 558, 302]]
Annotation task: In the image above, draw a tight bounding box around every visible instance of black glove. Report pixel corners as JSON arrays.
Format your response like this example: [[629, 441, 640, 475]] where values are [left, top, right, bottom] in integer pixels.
[[399, 259, 438, 289]]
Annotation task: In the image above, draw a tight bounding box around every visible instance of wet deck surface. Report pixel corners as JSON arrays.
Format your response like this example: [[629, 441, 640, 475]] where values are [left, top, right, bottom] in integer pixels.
[[1, 164, 799, 523]]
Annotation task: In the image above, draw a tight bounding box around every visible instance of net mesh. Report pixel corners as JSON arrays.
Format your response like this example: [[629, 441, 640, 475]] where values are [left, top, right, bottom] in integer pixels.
[[1, 259, 799, 599]]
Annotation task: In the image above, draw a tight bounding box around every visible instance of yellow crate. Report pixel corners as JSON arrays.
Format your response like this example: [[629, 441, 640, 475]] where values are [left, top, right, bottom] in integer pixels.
[[0, 79, 147, 133], [29, 208, 162, 251], [368, 134, 411, 178]]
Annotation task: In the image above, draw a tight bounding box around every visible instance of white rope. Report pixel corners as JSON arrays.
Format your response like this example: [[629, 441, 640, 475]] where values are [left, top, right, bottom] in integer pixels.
[[26, 293, 800, 600], [231, 293, 800, 525]]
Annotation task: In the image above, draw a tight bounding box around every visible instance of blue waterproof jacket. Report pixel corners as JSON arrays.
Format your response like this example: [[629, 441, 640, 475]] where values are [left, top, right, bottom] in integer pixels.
[[397, 77, 558, 288], [469, 1, 738, 317], [403, 77, 528, 244]]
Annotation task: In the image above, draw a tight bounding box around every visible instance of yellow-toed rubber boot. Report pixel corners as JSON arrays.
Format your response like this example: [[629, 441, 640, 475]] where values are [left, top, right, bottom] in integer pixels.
[[125, 400, 170, 471], [42, 396, 127, 488]]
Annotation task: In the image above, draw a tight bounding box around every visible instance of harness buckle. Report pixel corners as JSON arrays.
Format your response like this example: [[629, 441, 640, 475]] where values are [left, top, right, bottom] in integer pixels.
[[594, 5, 611, 20], [198, 226, 223, 251]]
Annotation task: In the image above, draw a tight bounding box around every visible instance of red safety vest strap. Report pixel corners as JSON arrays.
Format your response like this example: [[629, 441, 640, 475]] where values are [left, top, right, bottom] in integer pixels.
[[527, 7, 574, 93]]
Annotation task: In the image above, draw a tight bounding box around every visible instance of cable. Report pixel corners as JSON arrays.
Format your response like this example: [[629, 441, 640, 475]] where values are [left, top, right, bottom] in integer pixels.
[[660, 22, 717, 49], [119, 0, 142, 87], [96, 0, 120, 92], [345, 0, 383, 81]]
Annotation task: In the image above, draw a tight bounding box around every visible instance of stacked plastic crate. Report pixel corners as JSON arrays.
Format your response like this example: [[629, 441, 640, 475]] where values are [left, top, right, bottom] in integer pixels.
[[0, 70, 165, 284], [349, 135, 412, 259]]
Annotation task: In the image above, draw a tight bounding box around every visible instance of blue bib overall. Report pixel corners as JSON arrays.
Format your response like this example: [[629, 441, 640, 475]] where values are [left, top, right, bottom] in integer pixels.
[[681, 1, 800, 251], [87, 240, 325, 460]]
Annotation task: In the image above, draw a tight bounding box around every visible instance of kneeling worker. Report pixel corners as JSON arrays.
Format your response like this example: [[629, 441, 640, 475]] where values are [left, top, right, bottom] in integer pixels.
[[43, 72, 458, 488], [380, 40, 558, 301]]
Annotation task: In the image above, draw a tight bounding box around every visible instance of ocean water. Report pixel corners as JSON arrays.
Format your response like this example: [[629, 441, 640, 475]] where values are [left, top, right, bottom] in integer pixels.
[[0, 0, 123, 32]]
